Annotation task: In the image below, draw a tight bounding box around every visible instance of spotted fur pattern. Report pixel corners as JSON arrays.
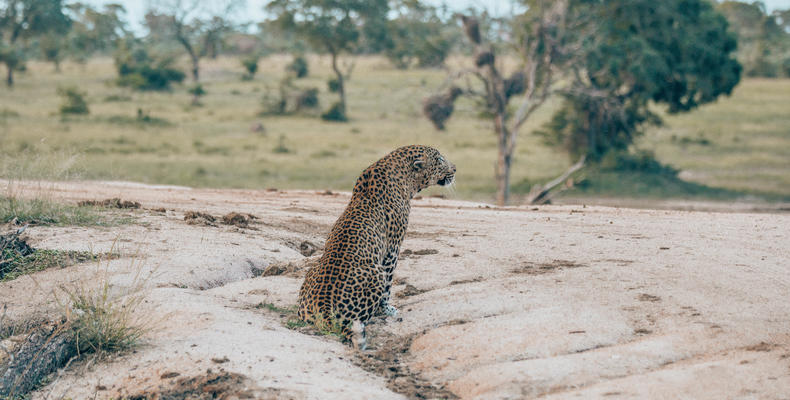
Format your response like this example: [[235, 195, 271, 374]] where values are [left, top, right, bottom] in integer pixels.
[[297, 145, 456, 349]]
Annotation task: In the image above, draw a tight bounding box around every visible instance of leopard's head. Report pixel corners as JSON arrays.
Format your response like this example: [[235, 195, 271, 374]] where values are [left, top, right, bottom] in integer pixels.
[[409, 146, 456, 193]]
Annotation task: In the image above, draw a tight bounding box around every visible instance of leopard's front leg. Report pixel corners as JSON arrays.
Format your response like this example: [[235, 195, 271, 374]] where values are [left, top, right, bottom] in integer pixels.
[[379, 249, 399, 317]]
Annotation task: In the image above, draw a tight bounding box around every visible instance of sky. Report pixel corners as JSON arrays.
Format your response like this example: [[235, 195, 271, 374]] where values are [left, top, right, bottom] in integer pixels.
[[88, 0, 790, 35]]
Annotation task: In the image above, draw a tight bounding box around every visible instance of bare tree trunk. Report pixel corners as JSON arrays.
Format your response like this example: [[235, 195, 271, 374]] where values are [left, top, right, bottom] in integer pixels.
[[175, 29, 200, 82], [494, 113, 512, 206], [330, 51, 345, 111], [5, 64, 12, 87], [190, 54, 199, 82], [0, 322, 76, 396], [526, 156, 586, 204]]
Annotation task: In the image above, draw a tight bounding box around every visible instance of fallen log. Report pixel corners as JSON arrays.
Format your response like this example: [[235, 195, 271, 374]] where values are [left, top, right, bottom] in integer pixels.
[[526, 156, 586, 205], [0, 321, 76, 397]]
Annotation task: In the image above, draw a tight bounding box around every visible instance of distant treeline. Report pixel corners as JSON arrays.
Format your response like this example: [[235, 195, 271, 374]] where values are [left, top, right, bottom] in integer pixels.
[[2, 1, 787, 85]]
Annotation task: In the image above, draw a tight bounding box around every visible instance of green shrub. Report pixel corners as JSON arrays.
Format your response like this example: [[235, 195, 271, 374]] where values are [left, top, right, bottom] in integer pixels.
[[286, 55, 309, 78], [57, 87, 89, 115], [241, 55, 259, 80], [114, 41, 185, 91], [321, 102, 347, 122], [260, 79, 319, 116], [297, 88, 319, 109], [189, 84, 206, 105], [598, 150, 678, 176], [327, 78, 340, 93], [272, 135, 291, 154]]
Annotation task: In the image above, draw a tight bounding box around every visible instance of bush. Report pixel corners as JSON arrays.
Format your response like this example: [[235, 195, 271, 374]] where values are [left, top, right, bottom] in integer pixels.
[[272, 134, 291, 154], [189, 84, 206, 105], [260, 79, 319, 116], [57, 87, 89, 115], [286, 55, 309, 78], [296, 88, 319, 109], [241, 55, 259, 80], [321, 101, 347, 122], [598, 150, 678, 176], [327, 78, 340, 93], [114, 41, 185, 91]]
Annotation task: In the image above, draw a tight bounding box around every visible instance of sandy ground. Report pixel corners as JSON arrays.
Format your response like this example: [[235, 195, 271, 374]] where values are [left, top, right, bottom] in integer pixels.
[[1, 180, 789, 399]]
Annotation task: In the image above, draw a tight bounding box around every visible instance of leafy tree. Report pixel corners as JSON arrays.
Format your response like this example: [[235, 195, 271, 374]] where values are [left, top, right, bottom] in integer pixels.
[[0, 0, 70, 86], [113, 38, 185, 90], [267, 0, 389, 119], [717, 1, 789, 77], [39, 32, 63, 71], [428, 0, 583, 205], [544, 0, 741, 160], [64, 2, 128, 63], [146, 0, 241, 82], [385, 0, 458, 69]]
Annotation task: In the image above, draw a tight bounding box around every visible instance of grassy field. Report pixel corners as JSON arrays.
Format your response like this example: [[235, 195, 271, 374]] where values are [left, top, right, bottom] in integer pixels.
[[1, 55, 788, 203]]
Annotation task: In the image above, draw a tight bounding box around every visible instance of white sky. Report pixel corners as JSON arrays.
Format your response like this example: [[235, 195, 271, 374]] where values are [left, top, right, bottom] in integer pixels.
[[87, 0, 790, 35]]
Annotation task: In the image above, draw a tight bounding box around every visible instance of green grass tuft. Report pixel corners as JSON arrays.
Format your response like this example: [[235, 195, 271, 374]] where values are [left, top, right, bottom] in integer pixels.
[[65, 282, 147, 354], [0, 196, 129, 226], [255, 302, 297, 314], [1, 248, 102, 282], [58, 249, 152, 356]]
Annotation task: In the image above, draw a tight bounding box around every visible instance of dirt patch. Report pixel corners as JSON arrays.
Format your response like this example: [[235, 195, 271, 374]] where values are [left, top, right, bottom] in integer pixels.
[[638, 293, 662, 302], [353, 330, 457, 400], [78, 198, 141, 209], [184, 211, 217, 226], [745, 342, 778, 352], [222, 212, 257, 228], [293, 240, 320, 257], [449, 277, 484, 285], [253, 256, 319, 278], [511, 259, 587, 275], [400, 249, 439, 259], [395, 284, 428, 299], [125, 371, 290, 400]]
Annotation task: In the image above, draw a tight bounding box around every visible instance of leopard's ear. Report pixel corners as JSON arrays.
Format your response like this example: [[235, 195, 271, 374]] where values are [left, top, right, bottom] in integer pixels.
[[412, 159, 425, 171]]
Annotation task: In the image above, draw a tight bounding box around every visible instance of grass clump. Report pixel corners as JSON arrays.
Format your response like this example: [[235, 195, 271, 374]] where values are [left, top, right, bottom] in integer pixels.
[[105, 108, 171, 128], [1, 247, 100, 282], [255, 302, 297, 314], [272, 135, 292, 154], [255, 302, 344, 338], [308, 311, 347, 338], [0, 196, 114, 226], [58, 249, 152, 355], [63, 281, 147, 354], [321, 101, 347, 122], [57, 86, 89, 116]]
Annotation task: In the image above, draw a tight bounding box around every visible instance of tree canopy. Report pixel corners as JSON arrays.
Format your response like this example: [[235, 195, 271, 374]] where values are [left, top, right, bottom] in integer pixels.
[[0, 0, 70, 85], [543, 0, 742, 159]]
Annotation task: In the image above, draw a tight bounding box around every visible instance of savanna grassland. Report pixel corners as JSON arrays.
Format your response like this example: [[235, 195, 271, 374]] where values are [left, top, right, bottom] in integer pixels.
[[1, 55, 788, 203]]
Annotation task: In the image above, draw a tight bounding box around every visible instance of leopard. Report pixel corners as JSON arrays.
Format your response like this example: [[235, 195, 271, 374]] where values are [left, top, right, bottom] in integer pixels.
[[297, 145, 456, 350]]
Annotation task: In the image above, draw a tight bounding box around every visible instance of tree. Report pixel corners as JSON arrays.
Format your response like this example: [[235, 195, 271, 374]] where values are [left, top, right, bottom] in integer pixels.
[[146, 0, 241, 82], [426, 0, 583, 205], [0, 0, 70, 86], [65, 2, 128, 63], [544, 0, 741, 160], [39, 32, 63, 71], [267, 0, 389, 120], [528, 0, 741, 203], [384, 0, 459, 69], [717, 1, 789, 77]]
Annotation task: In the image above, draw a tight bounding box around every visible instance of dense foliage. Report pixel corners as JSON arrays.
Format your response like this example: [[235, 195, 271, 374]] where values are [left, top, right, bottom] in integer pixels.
[[543, 0, 742, 159]]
